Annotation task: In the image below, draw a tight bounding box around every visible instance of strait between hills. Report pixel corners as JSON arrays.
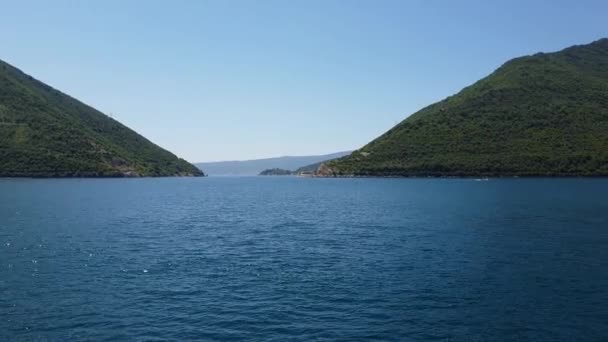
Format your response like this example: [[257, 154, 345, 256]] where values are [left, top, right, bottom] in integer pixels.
[[322, 38, 608, 177], [0, 59, 203, 177]]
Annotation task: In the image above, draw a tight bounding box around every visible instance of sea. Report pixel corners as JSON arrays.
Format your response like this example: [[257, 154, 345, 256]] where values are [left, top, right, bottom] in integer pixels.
[[1, 177, 607, 341]]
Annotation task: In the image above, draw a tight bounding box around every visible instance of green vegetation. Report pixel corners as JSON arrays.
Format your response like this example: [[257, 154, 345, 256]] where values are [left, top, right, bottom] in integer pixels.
[[296, 160, 337, 174], [259, 168, 294, 176], [0, 59, 203, 177], [259, 155, 351, 176], [324, 38, 608, 177]]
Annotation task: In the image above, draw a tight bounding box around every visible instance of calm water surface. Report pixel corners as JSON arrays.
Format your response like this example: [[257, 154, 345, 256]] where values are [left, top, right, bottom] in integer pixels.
[[0, 177, 607, 341]]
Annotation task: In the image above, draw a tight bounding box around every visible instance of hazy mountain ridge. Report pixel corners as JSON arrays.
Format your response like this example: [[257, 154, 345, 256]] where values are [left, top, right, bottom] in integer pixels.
[[197, 151, 351, 176]]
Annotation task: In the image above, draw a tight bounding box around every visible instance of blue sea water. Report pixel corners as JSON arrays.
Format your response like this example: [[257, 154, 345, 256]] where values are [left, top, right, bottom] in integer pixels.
[[0, 177, 607, 341]]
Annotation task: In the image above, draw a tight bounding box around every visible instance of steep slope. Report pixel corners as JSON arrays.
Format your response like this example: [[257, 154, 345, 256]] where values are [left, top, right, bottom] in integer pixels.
[[197, 151, 351, 176], [0, 59, 203, 177], [324, 38, 608, 177]]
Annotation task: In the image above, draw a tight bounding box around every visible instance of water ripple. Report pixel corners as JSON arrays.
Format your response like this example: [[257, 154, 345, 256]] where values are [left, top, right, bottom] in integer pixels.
[[1, 178, 607, 341]]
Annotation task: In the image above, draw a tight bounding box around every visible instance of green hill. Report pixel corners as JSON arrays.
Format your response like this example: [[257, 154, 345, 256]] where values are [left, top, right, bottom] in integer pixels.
[[259, 168, 293, 176], [295, 162, 323, 174], [323, 38, 608, 177], [295, 153, 351, 174], [0, 59, 203, 177]]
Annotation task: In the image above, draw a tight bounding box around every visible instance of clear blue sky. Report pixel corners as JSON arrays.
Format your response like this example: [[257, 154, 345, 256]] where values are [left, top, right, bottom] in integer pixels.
[[1, 0, 606, 162]]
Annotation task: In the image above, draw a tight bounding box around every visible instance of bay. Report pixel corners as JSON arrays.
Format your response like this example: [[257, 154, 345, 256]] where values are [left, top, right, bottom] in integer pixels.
[[1, 177, 607, 341]]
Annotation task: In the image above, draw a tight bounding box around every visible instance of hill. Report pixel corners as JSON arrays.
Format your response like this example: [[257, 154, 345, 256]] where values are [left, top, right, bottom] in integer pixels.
[[296, 159, 337, 174], [259, 168, 293, 176], [0, 59, 203, 177], [322, 38, 608, 177], [196, 151, 351, 176]]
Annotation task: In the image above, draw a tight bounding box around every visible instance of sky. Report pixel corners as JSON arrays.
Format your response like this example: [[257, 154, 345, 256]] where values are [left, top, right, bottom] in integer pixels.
[[1, 0, 606, 162]]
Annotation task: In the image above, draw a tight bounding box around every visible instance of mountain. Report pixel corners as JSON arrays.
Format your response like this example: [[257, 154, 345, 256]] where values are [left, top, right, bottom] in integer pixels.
[[295, 160, 332, 174], [0, 59, 203, 177], [322, 38, 608, 177], [259, 154, 353, 176], [259, 168, 293, 176], [196, 151, 351, 176]]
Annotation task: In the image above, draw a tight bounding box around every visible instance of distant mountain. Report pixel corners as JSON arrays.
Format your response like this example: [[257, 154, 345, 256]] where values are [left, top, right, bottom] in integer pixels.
[[323, 38, 608, 177], [295, 160, 329, 174], [197, 151, 351, 176], [259, 168, 293, 176], [0, 59, 203, 177]]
